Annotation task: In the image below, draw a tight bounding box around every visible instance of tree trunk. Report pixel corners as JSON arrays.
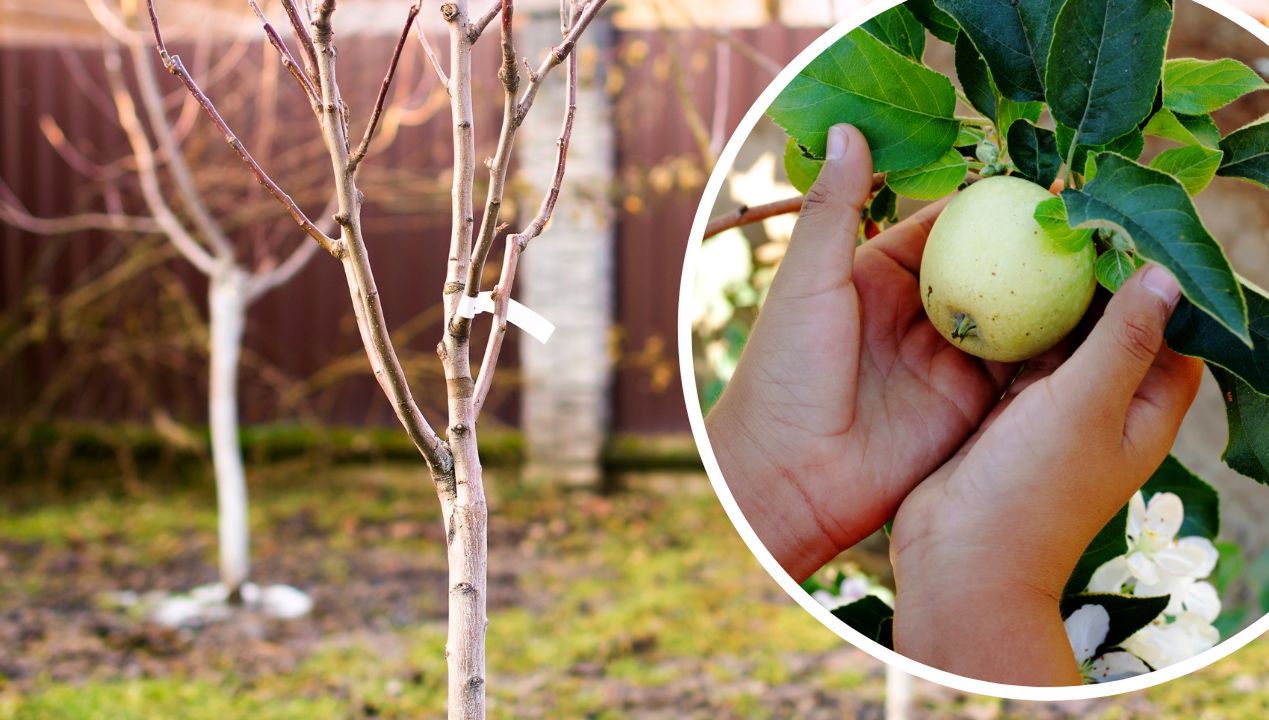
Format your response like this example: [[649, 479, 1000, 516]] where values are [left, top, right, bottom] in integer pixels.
[[443, 430, 487, 720], [885, 666, 913, 720], [208, 266, 250, 598]]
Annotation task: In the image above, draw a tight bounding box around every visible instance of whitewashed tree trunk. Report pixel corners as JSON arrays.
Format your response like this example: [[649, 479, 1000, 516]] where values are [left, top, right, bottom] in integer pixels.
[[208, 265, 250, 597], [885, 666, 913, 720]]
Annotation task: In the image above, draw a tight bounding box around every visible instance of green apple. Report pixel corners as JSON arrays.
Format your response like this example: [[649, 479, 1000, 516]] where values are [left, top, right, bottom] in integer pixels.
[[919, 176, 1096, 362]]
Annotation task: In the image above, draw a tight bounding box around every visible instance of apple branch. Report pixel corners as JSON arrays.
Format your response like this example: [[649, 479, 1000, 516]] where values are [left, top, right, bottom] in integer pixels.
[[415, 22, 450, 88], [144, 0, 340, 259], [514, 0, 606, 124], [349, 1, 421, 172], [305, 0, 451, 473], [472, 0, 579, 414], [0, 179, 162, 236], [247, 0, 321, 105], [468, 1, 503, 42], [704, 174, 890, 239], [278, 0, 321, 84]]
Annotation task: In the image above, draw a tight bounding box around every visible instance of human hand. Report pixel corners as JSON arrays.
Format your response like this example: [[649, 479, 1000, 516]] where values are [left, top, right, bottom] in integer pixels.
[[889, 263, 1204, 685], [706, 124, 1015, 581]]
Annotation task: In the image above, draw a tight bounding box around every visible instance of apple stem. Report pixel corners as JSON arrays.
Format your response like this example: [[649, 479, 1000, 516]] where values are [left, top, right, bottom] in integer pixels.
[[951, 313, 978, 341]]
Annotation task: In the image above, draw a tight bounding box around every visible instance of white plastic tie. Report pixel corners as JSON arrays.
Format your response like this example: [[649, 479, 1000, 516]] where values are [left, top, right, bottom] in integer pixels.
[[455, 291, 555, 344]]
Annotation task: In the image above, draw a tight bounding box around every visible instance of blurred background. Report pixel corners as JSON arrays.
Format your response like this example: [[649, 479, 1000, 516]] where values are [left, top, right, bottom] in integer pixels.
[[1, 0, 1268, 717]]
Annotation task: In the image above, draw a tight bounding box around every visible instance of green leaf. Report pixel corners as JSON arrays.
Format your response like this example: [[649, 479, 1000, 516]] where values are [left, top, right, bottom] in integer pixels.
[[906, 0, 960, 43], [936, 0, 1051, 102], [954, 32, 997, 121], [1007, 120, 1061, 188], [1061, 153, 1250, 343], [1056, 125, 1146, 175], [1034, 196, 1095, 254], [766, 31, 959, 172], [1095, 249, 1136, 292], [1213, 541, 1245, 596], [886, 149, 968, 200], [1211, 367, 1269, 485], [1061, 593, 1171, 650], [861, 4, 927, 61], [998, 97, 1044, 138], [869, 185, 898, 224], [1066, 506, 1129, 596], [1217, 117, 1269, 188], [1163, 58, 1269, 115], [1142, 455, 1220, 540], [1150, 144, 1224, 195], [1046, 0, 1173, 146], [831, 596, 894, 649], [1143, 109, 1221, 148], [955, 122, 987, 148], [783, 138, 823, 194], [1166, 280, 1269, 396]]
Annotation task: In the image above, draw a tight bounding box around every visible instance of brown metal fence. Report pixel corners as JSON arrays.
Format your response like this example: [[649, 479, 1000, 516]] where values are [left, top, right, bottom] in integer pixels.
[[0, 24, 829, 437]]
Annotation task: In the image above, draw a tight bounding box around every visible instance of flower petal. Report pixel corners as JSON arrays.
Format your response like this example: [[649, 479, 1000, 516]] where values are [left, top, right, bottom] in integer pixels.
[[1182, 581, 1222, 623], [1089, 556, 1133, 593], [1177, 537, 1220, 578], [1065, 604, 1110, 665], [1088, 651, 1151, 683], [1128, 492, 1147, 540], [1154, 544, 1214, 579], [1133, 573, 1189, 616], [1143, 493, 1184, 547], [1126, 551, 1162, 586]]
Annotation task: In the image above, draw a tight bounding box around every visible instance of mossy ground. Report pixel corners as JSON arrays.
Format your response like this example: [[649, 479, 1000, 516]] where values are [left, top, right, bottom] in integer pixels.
[[0, 460, 1266, 718]]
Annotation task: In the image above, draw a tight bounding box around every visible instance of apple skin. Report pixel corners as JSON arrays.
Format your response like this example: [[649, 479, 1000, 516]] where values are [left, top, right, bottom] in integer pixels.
[[919, 176, 1097, 363]]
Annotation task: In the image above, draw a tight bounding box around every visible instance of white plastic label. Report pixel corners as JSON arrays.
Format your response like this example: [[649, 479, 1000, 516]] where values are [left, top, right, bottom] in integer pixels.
[[455, 292, 555, 344]]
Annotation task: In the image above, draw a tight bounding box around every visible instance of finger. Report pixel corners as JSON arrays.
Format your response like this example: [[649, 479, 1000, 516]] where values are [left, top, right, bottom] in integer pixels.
[[1123, 349, 1204, 459], [1052, 263, 1184, 418], [773, 125, 874, 296], [864, 196, 952, 276]]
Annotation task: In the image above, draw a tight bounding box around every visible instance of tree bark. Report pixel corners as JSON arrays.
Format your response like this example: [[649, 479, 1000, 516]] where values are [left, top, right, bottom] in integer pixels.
[[208, 265, 251, 597], [440, 4, 489, 715]]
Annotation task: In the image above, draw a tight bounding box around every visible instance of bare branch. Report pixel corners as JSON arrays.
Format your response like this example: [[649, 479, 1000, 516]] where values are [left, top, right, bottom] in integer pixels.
[[454, 0, 518, 337], [0, 179, 162, 236], [349, 1, 421, 172], [128, 41, 237, 259], [704, 174, 889, 238], [244, 193, 340, 302], [247, 0, 321, 105], [278, 0, 321, 83], [515, 0, 608, 123], [144, 0, 341, 259], [704, 197, 803, 239], [105, 48, 219, 275], [415, 22, 450, 88], [473, 6, 579, 413], [467, 0, 502, 42], [306, 0, 451, 471]]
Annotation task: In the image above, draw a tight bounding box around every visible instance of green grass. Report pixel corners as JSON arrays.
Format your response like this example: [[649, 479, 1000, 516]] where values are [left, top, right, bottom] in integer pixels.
[[2, 463, 1269, 717]]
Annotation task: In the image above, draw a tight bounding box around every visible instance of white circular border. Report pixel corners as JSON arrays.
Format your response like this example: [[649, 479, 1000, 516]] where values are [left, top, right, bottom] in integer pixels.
[[676, 0, 1269, 701]]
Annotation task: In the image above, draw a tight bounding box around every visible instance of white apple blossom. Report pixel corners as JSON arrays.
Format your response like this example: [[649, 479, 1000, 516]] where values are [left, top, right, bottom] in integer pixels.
[[1117, 492, 1219, 587], [810, 572, 893, 610], [1063, 604, 1151, 683], [1088, 492, 1222, 619], [1121, 612, 1221, 670]]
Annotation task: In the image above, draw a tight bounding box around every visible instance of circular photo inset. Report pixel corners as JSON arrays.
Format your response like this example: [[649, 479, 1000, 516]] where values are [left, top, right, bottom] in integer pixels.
[[680, 0, 1269, 700]]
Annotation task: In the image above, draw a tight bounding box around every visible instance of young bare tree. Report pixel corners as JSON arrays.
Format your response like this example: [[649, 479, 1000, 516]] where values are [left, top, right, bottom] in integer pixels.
[[141, 0, 607, 714], [0, 0, 442, 601]]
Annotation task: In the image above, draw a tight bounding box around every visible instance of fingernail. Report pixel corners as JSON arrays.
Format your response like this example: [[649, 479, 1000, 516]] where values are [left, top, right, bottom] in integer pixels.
[[826, 125, 849, 160], [1140, 264, 1182, 308]]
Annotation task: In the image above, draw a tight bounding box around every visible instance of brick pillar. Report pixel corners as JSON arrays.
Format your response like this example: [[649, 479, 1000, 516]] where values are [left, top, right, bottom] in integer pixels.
[[514, 5, 615, 486]]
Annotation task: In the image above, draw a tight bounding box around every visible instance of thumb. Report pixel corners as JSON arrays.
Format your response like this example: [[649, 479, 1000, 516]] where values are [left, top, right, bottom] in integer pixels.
[[1053, 263, 1184, 417], [774, 125, 874, 293]]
